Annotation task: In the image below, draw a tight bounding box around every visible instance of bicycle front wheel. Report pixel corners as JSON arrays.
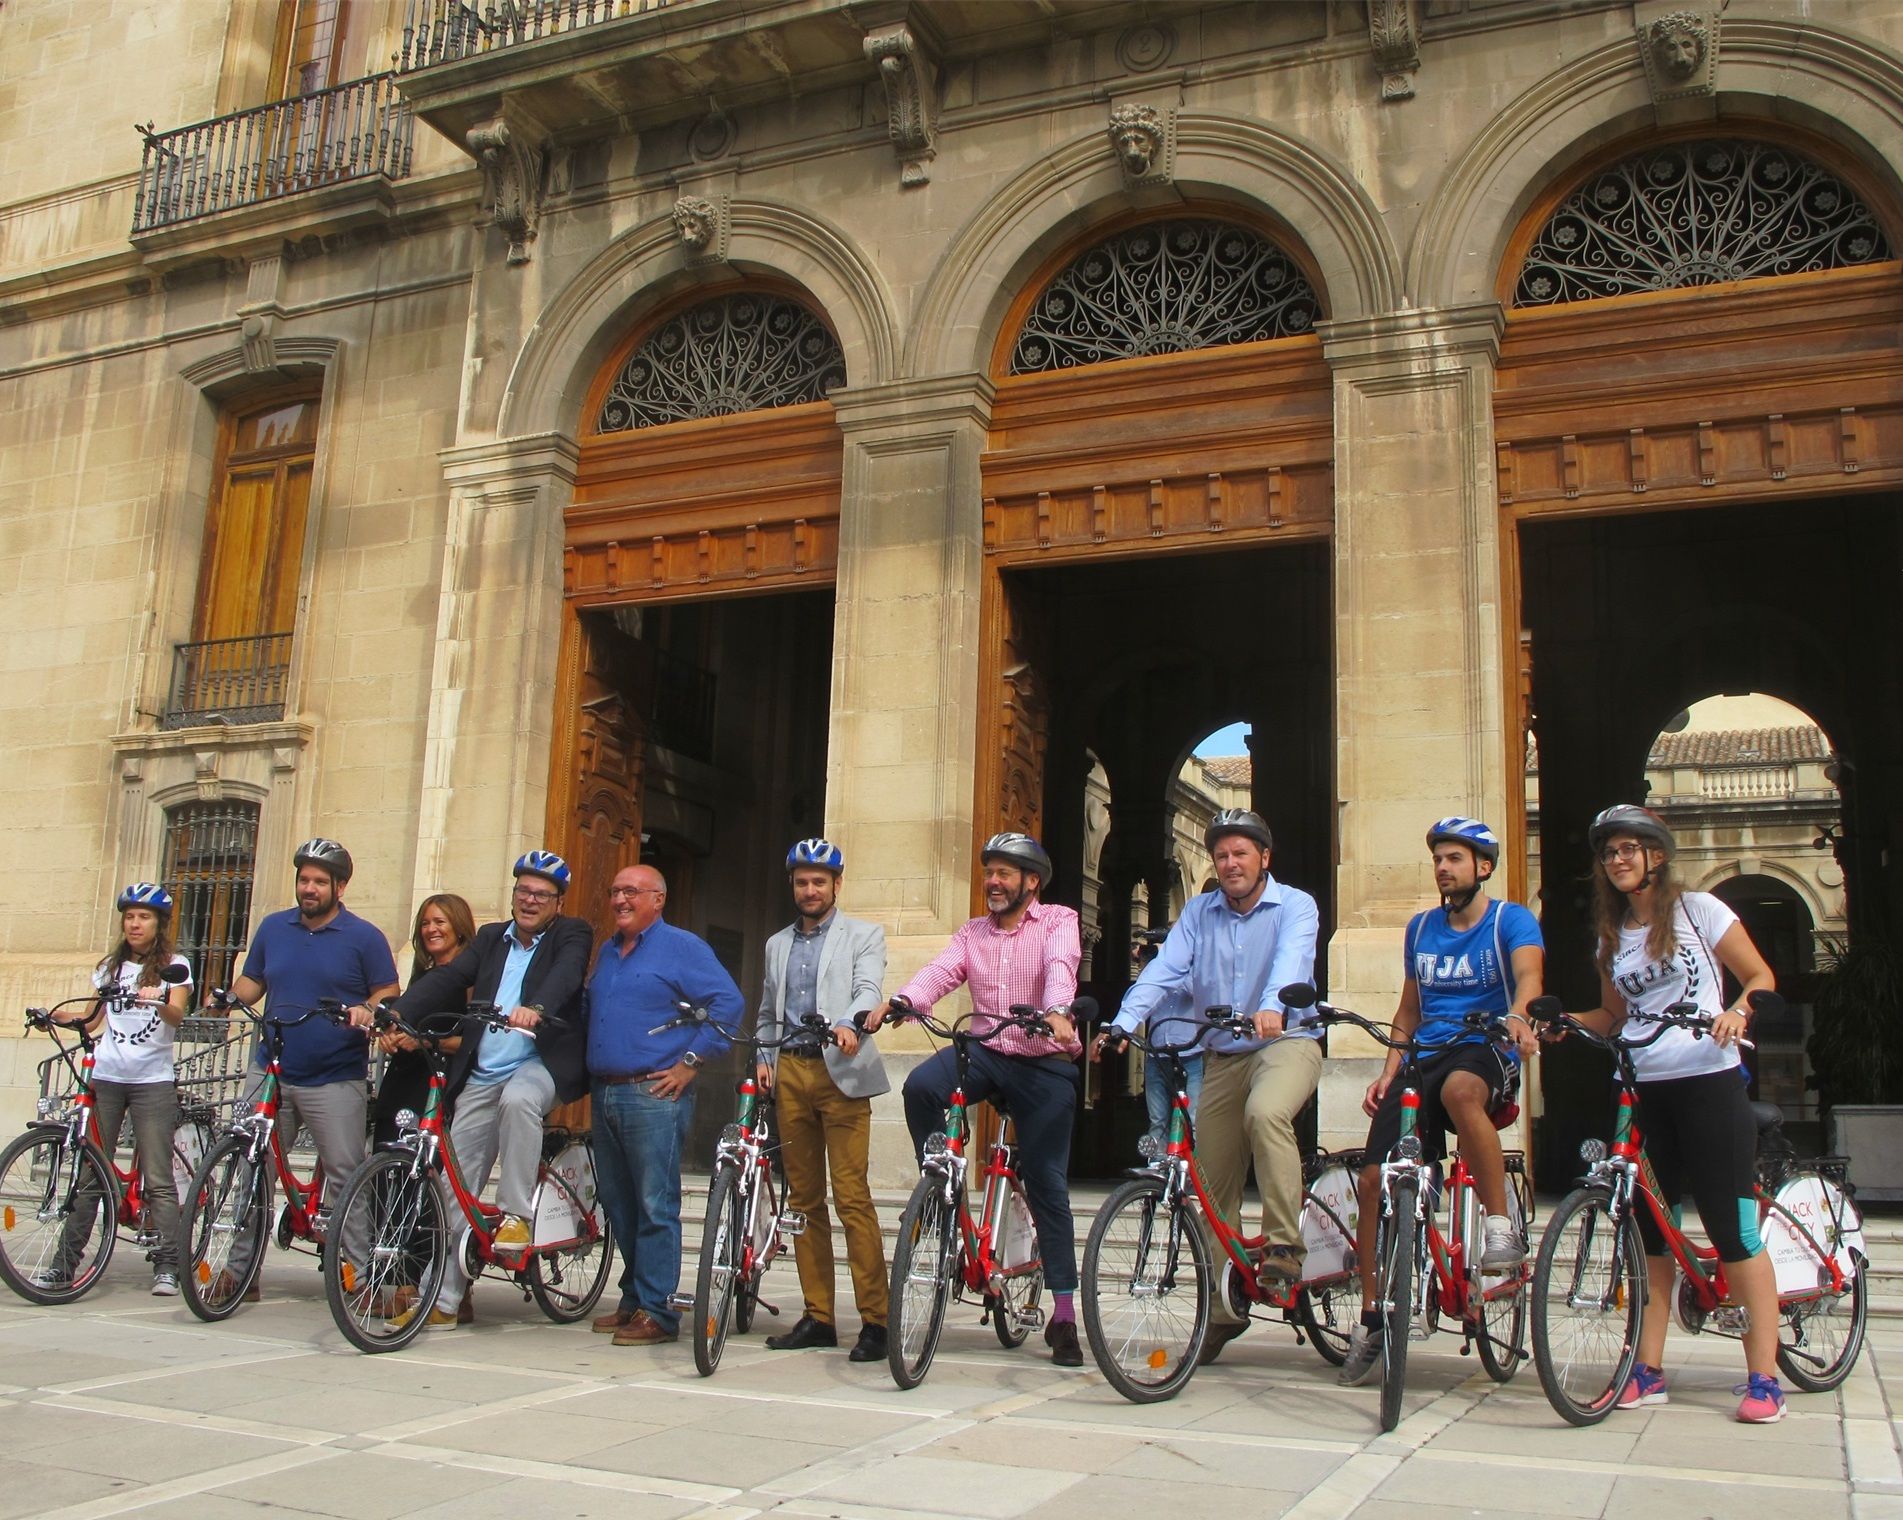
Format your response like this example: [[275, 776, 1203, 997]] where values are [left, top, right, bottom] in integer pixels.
[[692, 1165, 744, 1377], [888, 1174, 958, 1390], [181, 1134, 269, 1322], [1081, 1175, 1210, 1402], [1376, 1173, 1419, 1433], [1531, 1185, 1643, 1426], [0, 1131, 116, 1304], [323, 1150, 447, 1354]]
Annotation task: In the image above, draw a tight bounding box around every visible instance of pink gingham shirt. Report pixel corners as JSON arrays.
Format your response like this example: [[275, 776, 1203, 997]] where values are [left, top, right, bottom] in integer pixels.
[[896, 900, 1082, 1059]]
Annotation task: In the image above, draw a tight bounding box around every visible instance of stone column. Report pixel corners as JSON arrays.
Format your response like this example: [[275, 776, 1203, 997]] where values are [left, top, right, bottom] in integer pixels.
[[411, 433, 578, 924], [1318, 305, 1516, 1150], [826, 374, 993, 1186]]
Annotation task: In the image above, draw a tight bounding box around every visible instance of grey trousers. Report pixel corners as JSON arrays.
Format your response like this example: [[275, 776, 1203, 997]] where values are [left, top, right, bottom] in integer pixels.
[[435, 1057, 555, 1310], [67, 1080, 180, 1273], [227, 1071, 368, 1281]]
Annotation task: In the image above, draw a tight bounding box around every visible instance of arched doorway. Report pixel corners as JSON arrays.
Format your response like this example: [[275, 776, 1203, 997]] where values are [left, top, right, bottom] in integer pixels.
[[1496, 129, 1903, 1184], [974, 211, 1336, 1176]]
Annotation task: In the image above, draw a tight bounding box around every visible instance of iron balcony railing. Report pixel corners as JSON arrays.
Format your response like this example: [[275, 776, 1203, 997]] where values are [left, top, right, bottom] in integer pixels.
[[398, 0, 679, 70], [133, 73, 415, 234], [161, 633, 294, 729]]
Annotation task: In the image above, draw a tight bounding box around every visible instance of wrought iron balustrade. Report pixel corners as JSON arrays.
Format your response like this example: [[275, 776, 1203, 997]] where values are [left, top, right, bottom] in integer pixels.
[[161, 633, 294, 729], [398, 0, 680, 69], [133, 74, 415, 234]]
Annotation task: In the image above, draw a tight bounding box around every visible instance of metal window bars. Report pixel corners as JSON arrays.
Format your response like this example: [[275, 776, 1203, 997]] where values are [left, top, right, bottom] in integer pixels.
[[161, 801, 259, 1000], [397, 0, 680, 70], [161, 632, 294, 730]]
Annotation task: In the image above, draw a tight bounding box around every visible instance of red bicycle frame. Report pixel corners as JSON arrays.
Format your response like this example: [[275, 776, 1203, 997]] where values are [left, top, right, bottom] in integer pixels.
[[938, 1080, 1036, 1296]]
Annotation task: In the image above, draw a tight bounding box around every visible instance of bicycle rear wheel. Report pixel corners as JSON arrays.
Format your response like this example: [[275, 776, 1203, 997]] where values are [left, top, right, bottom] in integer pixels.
[[1081, 1175, 1210, 1403], [991, 1180, 1042, 1349], [1297, 1274, 1357, 1366], [1531, 1185, 1642, 1426], [1474, 1171, 1529, 1383], [1777, 1253, 1867, 1392], [888, 1174, 958, 1390], [323, 1150, 447, 1354], [692, 1165, 743, 1376], [0, 1131, 115, 1304], [1376, 1174, 1418, 1433], [181, 1134, 269, 1322]]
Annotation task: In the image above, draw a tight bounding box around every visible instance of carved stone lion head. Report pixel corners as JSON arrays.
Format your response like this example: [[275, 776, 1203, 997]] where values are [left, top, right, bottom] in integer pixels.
[[1647, 11, 1708, 81], [1109, 103, 1165, 178], [672, 196, 717, 251]]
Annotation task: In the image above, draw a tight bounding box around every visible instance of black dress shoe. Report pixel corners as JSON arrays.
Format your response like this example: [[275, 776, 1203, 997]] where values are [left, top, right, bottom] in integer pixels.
[[847, 1323, 888, 1362], [1045, 1317, 1084, 1367], [1197, 1319, 1248, 1365], [765, 1313, 838, 1350]]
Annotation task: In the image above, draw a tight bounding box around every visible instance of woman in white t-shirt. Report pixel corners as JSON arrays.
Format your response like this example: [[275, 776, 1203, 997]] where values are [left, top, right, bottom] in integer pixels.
[[82, 883, 194, 1296], [1571, 805, 1783, 1424]]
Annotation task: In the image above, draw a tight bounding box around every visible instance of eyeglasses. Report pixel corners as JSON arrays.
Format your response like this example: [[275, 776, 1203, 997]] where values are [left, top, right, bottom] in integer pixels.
[[609, 886, 662, 901], [512, 886, 559, 903], [1599, 842, 1648, 864]]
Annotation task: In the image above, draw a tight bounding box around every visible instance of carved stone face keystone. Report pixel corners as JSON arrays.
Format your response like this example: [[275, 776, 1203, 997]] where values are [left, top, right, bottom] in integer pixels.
[[1648, 13, 1707, 80], [672, 197, 717, 251], [1109, 104, 1164, 178]]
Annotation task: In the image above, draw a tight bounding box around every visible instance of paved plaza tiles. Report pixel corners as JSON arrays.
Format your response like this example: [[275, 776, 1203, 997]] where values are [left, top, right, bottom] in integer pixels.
[[0, 1263, 1898, 1520]]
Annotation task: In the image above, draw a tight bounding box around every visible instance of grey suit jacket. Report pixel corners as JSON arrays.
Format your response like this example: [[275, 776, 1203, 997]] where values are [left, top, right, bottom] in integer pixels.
[[757, 912, 890, 1100]]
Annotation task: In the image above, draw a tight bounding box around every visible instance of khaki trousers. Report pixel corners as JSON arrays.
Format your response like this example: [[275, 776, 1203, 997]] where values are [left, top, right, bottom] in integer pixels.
[[775, 1054, 888, 1327], [1196, 1037, 1324, 1322]]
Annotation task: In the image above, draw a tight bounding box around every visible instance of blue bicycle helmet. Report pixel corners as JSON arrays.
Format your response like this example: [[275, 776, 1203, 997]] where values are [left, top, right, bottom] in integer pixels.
[[116, 882, 174, 914], [786, 838, 844, 874], [513, 850, 571, 892], [1425, 817, 1500, 864]]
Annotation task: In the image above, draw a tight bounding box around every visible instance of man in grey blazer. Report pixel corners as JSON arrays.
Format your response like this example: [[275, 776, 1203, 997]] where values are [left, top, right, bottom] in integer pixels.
[[755, 838, 890, 1361]]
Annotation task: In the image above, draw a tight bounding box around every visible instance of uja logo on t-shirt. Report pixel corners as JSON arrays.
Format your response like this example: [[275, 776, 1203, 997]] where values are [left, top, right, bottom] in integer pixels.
[[1415, 951, 1496, 987], [1614, 944, 1702, 1003]]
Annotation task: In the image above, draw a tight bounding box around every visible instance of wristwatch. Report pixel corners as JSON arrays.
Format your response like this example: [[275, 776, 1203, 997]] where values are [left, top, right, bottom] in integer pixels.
[[681, 1050, 704, 1070]]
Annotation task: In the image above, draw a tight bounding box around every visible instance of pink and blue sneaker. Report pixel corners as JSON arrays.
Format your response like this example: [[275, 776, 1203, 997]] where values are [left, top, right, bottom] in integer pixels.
[[1614, 1362, 1669, 1409], [1735, 1373, 1786, 1424]]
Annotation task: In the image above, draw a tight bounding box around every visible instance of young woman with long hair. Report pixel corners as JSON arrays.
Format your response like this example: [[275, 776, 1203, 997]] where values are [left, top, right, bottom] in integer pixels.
[[371, 893, 475, 1147], [1573, 803, 1784, 1423]]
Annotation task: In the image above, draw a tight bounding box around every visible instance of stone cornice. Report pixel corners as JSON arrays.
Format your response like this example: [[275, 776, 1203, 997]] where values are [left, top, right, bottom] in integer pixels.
[[111, 718, 315, 755], [1318, 303, 1506, 374], [439, 431, 582, 489], [828, 373, 996, 438]]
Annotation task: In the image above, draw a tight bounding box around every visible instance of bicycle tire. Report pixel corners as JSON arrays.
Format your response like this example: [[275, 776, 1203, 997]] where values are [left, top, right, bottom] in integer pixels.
[[692, 1165, 743, 1377], [888, 1173, 958, 1390], [527, 1168, 613, 1326], [735, 1161, 778, 1337], [991, 1180, 1042, 1349], [1080, 1175, 1210, 1403], [1474, 1177, 1529, 1383], [323, 1150, 447, 1354], [0, 1130, 116, 1304], [1771, 1186, 1867, 1393], [1377, 1173, 1418, 1433], [181, 1133, 269, 1322], [1531, 1185, 1642, 1426], [1296, 1274, 1357, 1366]]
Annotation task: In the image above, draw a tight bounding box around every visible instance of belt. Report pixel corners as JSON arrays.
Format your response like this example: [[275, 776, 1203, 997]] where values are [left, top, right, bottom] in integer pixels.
[[598, 1070, 669, 1086], [780, 1046, 826, 1061]]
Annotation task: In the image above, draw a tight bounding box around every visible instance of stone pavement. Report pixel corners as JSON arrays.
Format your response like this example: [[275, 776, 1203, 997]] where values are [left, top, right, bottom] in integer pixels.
[[0, 1261, 1899, 1520]]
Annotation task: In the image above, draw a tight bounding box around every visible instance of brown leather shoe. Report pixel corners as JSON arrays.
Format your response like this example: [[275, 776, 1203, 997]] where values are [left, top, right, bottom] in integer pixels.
[[611, 1310, 678, 1347], [1197, 1319, 1248, 1365], [592, 1306, 635, 1334], [211, 1269, 263, 1306], [1256, 1245, 1304, 1285]]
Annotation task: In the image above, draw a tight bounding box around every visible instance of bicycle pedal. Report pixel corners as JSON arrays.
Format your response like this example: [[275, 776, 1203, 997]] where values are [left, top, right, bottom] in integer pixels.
[[777, 1212, 806, 1237], [666, 1291, 695, 1312], [1016, 1306, 1045, 1330]]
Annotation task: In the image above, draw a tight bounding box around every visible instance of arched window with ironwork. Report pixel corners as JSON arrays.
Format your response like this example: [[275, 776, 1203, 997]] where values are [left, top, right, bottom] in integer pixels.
[[1008, 217, 1323, 376], [594, 290, 846, 432], [1514, 138, 1893, 308]]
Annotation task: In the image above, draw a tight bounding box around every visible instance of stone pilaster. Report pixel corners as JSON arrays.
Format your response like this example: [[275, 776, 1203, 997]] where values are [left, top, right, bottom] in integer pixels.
[[412, 433, 578, 923], [1317, 304, 1514, 1148]]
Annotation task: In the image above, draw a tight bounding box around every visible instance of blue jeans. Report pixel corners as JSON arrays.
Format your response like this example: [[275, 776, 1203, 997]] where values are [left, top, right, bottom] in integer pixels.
[[592, 1081, 696, 1332], [1144, 1051, 1203, 1152]]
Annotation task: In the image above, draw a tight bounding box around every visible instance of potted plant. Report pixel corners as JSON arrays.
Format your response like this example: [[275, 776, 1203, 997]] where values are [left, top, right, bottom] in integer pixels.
[[1807, 932, 1903, 1198]]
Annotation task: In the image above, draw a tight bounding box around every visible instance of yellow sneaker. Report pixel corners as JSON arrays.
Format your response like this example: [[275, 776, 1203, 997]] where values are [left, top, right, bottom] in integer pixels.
[[494, 1215, 533, 1250]]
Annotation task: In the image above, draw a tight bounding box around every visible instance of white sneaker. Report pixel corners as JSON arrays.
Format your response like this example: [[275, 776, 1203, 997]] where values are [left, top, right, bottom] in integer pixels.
[[151, 1271, 180, 1297], [1480, 1219, 1526, 1270], [1339, 1324, 1382, 1386]]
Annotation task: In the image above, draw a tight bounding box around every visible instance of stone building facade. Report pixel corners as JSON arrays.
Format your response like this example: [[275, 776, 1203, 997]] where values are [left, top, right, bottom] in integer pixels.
[[5, 0, 1903, 1183]]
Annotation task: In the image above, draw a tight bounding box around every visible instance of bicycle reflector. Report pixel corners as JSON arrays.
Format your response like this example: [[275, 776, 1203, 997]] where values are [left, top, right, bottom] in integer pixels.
[[1136, 1133, 1164, 1163], [923, 1132, 952, 1161], [1395, 1134, 1423, 1162], [1579, 1138, 1608, 1165]]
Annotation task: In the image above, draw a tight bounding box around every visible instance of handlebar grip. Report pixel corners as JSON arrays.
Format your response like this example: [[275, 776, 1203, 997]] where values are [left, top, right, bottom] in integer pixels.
[[1525, 995, 1564, 1023]]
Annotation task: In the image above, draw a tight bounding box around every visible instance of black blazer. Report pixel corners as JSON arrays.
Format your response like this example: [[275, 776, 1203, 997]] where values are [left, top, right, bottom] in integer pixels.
[[395, 916, 594, 1104]]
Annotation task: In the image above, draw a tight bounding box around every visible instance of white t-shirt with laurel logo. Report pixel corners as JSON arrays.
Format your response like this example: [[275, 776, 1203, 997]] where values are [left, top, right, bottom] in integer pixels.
[[1607, 891, 1741, 1082], [90, 955, 192, 1085]]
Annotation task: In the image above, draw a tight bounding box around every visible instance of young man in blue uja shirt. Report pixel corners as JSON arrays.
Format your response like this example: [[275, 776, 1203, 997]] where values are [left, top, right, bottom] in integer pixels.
[[1338, 817, 1544, 1386], [586, 862, 742, 1347]]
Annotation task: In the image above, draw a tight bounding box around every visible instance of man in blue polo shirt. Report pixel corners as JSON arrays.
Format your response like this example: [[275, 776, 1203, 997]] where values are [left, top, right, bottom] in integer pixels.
[[222, 838, 398, 1295], [587, 862, 741, 1347]]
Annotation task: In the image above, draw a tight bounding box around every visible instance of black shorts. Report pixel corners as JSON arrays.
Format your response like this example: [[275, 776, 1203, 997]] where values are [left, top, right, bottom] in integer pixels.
[[1632, 1068, 1761, 1262], [1363, 1042, 1519, 1165]]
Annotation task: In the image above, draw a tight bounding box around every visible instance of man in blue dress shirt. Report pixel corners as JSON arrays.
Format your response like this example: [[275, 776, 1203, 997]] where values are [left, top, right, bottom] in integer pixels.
[[587, 863, 742, 1347]]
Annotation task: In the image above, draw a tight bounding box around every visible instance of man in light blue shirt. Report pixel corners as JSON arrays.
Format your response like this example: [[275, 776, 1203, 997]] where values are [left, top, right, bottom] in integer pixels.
[[1095, 807, 1320, 1362]]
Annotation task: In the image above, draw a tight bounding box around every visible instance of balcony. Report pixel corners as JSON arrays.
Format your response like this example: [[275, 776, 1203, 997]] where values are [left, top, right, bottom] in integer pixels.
[[161, 634, 295, 730], [398, 0, 684, 70], [132, 73, 415, 237]]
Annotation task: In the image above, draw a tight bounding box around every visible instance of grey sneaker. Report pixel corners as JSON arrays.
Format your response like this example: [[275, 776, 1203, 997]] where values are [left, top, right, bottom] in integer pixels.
[[32, 1266, 72, 1290], [151, 1271, 180, 1297], [1480, 1220, 1527, 1271], [1339, 1324, 1382, 1386]]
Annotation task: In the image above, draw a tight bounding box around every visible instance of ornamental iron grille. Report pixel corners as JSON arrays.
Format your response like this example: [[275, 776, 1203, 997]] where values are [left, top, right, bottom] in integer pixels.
[[1515, 139, 1892, 307], [596, 292, 846, 432], [161, 799, 259, 996], [1009, 219, 1322, 375]]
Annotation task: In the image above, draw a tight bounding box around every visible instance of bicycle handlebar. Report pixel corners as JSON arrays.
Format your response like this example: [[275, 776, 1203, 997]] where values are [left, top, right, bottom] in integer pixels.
[[1099, 1006, 1258, 1058], [1526, 990, 1776, 1053], [1278, 981, 1515, 1059], [206, 989, 365, 1033], [373, 998, 569, 1045], [883, 995, 1095, 1046]]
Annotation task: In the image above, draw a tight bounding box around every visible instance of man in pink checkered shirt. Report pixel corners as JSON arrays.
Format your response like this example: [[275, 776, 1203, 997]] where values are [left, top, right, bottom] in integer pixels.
[[866, 831, 1087, 1366]]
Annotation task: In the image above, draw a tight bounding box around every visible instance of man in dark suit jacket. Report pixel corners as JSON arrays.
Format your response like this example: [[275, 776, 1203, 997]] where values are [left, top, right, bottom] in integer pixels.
[[393, 849, 593, 1329]]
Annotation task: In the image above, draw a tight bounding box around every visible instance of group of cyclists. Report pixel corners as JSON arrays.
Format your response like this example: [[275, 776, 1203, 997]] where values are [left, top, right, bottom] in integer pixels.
[[56, 796, 1793, 1422]]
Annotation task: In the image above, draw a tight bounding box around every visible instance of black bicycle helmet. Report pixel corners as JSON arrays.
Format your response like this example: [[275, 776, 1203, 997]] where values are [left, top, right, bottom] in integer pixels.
[[293, 836, 354, 885], [981, 831, 1053, 885], [1204, 808, 1273, 852], [1588, 804, 1676, 862]]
